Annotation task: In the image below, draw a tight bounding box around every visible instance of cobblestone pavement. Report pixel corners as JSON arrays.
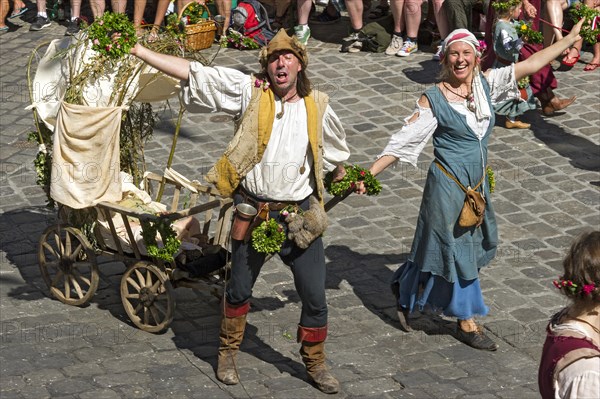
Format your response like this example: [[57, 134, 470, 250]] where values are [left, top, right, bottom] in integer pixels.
[[1, 8, 599, 399]]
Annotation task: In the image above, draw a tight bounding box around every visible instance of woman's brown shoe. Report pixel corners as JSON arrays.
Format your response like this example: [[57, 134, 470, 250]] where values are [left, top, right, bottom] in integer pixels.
[[505, 119, 531, 129]]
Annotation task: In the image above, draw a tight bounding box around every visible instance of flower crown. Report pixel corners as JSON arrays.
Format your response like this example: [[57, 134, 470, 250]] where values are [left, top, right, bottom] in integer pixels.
[[492, 0, 522, 13], [553, 278, 597, 297]]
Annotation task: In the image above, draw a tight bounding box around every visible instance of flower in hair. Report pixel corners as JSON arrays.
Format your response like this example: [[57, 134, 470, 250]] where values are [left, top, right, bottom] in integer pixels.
[[477, 40, 487, 54], [553, 278, 597, 296], [583, 283, 596, 296], [254, 78, 270, 91]]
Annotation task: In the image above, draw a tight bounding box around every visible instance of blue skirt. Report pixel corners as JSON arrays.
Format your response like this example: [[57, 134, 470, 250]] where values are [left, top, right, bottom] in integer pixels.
[[392, 261, 489, 320]]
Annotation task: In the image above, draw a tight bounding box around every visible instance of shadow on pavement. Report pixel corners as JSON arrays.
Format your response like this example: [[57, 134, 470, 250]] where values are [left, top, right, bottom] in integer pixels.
[[528, 111, 600, 172]]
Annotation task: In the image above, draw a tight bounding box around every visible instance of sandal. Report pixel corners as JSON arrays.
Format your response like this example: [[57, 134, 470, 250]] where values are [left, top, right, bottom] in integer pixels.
[[584, 62, 600, 71], [8, 6, 28, 19], [368, 4, 389, 19], [561, 47, 580, 67]]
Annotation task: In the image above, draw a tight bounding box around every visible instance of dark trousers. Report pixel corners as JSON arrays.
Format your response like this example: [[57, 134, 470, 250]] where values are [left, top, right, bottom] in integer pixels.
[[226, 195, 328, 328], [444, 0, 476, 31]]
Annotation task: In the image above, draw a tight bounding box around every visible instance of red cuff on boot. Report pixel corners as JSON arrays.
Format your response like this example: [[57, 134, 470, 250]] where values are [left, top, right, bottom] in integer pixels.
[[297, 325, 328, 343], [224, 300, 250, 318]]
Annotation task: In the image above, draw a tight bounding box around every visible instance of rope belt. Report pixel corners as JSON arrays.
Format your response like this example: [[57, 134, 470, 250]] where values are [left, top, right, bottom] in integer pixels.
[[434, 160, 484, 193]]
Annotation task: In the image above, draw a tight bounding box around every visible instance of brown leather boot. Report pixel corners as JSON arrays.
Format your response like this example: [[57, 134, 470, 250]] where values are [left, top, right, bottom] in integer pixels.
[[542, 88, 576, 116], [298, 325, 339, 394], [216, 301, 249, 385]]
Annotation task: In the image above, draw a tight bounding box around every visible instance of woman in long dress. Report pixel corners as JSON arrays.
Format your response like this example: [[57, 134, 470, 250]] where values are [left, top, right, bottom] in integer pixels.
[[357, 20, 584, 351]]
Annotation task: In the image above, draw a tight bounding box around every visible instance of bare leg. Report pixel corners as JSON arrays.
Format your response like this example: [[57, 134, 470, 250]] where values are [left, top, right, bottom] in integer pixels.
[[545, 0, 568, 42], [70, 0, 82, 19], [91, 0, 105, 18], [149, 0, 170, 38], [432, 0, 448, 39], [404, 0, 421, 38], [133, 0, 147, 34], [296, 0, 312, 25], [1, 0, 9, 28], [389, 0, 405, 33], [214, 0, 231, 33], [111, 0, 127, 13], [345, 0, 364, 30]]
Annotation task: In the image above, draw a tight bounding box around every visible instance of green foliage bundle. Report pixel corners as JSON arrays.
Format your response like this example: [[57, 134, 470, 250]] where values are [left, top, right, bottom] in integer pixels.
[[514, 20, 543, 44], [88, 12, 137, 59], [219, 29, 260, 50], [141, 219, 181, 262], [491, 0, 522, 13], [325, 164, 382, 196], [251, 218, 286, 254], [486, 166, 496, 194], [570, 3, 600, 44]]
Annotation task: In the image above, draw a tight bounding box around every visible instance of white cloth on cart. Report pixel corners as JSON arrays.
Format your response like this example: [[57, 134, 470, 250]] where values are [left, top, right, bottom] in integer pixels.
[[97, 172, 202, 256], [50, 102, 124, 208]]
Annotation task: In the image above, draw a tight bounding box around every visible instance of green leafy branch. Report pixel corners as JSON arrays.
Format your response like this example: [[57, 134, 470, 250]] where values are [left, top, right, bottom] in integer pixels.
[[324, 164, 382, 196], [570, 3, 600, 44], [141, 218, 181, 262]]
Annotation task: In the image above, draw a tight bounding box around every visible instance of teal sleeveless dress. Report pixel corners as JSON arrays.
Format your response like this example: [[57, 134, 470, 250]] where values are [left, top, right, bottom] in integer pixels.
[[392, 77, 499, 320]]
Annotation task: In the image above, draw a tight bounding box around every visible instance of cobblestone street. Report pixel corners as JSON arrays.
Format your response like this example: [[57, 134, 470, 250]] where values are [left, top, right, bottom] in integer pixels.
[[1, 8, 599, 398]]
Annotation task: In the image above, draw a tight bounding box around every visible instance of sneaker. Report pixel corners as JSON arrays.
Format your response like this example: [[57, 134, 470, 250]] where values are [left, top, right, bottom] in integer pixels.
[[341, 31, 365, 53], [65, 18, 81, 36], [396, 38, 418, 57], [310, 10, 341, 24], [385, 34, 403, 56], [432, 41, 444, 61], [30, 15, 51, 31], [294, 24, 311, 46]]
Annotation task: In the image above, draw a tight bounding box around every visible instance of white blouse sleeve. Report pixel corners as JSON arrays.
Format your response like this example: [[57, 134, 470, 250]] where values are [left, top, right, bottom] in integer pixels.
[[556, 357, 600, 399], [181, 62, 253, 115], [486, 64, 521, 106], [322, 105, 351, 172], [378, 102, 438, 167]]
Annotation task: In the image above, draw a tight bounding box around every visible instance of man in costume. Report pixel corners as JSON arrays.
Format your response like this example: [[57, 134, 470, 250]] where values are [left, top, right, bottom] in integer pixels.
[[130, 29, 350, 394]]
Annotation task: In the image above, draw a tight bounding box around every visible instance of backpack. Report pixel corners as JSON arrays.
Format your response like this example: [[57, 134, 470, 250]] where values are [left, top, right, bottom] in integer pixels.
[[361, 21, 392, 53], [231, 0, 276, 46]]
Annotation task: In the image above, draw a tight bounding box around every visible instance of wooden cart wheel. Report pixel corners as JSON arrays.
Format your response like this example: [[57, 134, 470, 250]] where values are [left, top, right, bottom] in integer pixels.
[[120, 261, 175, 333], [38, 225, 99, 306]]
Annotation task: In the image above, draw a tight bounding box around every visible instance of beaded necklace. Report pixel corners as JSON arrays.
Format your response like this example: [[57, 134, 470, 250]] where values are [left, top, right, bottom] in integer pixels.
[[444, 82, 476, 112]]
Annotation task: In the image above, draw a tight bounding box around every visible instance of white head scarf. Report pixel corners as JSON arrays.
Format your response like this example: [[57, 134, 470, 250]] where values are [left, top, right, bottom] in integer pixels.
[[440, 29, 491, 122]]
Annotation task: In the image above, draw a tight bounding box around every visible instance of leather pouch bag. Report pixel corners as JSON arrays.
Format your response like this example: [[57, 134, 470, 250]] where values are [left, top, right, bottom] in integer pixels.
[[459, 187, 486, 228]]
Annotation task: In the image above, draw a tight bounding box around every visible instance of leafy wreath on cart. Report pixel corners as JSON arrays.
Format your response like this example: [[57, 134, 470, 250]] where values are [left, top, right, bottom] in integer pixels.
[[141, 218, 182, 262]]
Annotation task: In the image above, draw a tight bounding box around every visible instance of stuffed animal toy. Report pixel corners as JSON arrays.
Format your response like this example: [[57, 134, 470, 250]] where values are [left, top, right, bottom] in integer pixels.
[[285, 196, 328, 249]]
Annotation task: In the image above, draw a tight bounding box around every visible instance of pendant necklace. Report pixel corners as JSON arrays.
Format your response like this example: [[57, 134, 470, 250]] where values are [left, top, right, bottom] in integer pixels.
[[276, 93, 299, 119], [444, 82, 476, 113], [299, 152, 307, 174]]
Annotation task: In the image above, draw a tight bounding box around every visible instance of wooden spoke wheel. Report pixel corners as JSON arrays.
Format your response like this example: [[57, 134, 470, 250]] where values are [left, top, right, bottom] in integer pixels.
[[120, 261, 175, 333], [38, 225, 99, 306]]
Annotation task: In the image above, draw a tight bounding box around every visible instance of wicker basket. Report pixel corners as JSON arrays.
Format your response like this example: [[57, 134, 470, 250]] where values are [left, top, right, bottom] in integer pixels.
[[179, 2, 217, 51]]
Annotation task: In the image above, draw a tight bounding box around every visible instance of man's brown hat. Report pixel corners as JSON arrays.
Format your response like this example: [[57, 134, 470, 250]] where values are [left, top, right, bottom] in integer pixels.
[[259, 29, 308, 68]]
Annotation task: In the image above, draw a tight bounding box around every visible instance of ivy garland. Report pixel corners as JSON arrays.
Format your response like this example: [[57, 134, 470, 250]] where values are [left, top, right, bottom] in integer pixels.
[[486, 166, 496, 194], [251, 218, 286, 254], [324, 164, 382, 196], [140, 218, 181, 262]]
